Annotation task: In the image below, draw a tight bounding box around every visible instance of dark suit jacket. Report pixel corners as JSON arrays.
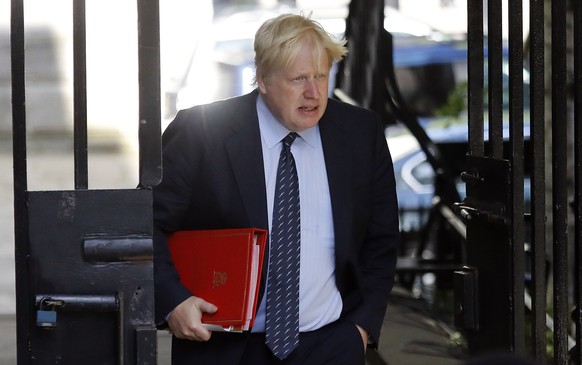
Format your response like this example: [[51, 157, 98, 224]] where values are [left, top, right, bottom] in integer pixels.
[[153, 89, 400, 362]]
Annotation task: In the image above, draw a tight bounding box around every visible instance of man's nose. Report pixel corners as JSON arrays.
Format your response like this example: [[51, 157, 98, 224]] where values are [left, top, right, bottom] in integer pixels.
[[304, 79, 320, 98]]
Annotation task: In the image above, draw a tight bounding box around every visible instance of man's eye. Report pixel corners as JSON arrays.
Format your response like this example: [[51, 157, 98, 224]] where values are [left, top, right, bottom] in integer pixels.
[[315, 74, 326, 80], [293, 76, 305, 81]]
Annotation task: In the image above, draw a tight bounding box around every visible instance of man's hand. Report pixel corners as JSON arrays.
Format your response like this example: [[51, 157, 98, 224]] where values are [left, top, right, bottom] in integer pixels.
[[167, 296, 218, 341], [355, 324, 368, 353]]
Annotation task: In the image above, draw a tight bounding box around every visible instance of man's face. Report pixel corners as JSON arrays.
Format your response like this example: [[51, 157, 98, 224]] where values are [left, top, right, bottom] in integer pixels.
[[258, 40, 330, 132]]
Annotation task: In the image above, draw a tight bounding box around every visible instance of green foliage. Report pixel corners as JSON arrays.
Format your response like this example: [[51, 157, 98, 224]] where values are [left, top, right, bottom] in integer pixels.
[[434, 81, 468, 118]]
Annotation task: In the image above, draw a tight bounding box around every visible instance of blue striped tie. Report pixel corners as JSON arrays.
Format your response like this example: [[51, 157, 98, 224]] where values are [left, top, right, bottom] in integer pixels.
[[265, 132, 300, 360]]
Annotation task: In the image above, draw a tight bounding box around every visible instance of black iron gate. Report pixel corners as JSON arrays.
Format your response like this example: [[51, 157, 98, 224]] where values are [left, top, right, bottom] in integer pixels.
[[336, 0, 582, 363], [458, 1, 581, 364], [11, 0, 161, 363]]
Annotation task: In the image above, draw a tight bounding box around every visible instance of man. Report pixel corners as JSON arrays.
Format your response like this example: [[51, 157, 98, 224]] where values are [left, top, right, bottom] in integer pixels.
[[153, 13, 400, 364]]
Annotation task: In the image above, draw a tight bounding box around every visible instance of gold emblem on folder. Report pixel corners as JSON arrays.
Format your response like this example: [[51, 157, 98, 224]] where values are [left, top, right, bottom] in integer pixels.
[[213, 271, 228, 288]]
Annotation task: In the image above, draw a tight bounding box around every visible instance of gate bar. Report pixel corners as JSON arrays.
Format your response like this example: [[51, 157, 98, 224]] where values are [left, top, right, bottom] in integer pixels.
[[574, 0, 582, 364], [137, 0, 162, 188], [507, 0, 525, 354], [528, 0, 547, 362], [551, 0, 570, 363], [10, 0, 32, 364], [485, 0, 504, 158], [73, 0, 88, 190], [10, 7, 25, 190], [467, 0, 484, 156], [10, 2, 25, 189], [487, 0, 504, 159]]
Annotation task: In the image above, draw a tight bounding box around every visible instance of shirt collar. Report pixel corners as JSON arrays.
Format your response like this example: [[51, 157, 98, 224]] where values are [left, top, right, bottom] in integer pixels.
[[256, 93, 319, 150]]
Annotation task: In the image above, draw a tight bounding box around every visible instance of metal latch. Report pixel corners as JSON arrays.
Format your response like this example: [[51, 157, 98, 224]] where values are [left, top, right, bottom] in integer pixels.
[[453, 201, 506, 225]]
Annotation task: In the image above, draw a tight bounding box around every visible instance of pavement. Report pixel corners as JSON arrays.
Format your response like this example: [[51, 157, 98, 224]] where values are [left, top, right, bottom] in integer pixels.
[[0, 143, 465, 364]]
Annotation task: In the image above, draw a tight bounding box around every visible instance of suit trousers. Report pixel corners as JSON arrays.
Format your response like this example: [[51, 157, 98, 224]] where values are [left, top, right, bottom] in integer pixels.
[[171, 318, 365, 365]]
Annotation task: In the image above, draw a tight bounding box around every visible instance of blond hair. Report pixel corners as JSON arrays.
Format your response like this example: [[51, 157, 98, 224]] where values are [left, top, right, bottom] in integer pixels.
[[253, 13, 347, 84]]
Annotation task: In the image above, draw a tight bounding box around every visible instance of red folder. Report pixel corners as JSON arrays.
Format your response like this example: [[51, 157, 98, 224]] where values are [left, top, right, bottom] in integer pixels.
[[168, 228, 267, 332]]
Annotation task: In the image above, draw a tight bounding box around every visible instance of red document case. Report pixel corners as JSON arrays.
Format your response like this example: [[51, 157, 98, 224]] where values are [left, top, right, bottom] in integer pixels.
[[168, 228, 267, 332]]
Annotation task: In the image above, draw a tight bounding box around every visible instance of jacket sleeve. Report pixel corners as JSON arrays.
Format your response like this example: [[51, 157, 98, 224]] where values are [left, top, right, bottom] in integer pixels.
[[152, 109, 199, 327]]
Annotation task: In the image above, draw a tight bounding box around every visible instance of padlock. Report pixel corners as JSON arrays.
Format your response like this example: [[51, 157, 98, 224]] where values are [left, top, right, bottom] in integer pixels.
[[36, 297, 58, 328], [36, 309, 57, 328]]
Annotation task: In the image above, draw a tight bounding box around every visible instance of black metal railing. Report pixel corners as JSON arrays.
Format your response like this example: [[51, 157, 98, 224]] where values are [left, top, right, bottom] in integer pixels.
[[337, 0, 582, 363], [467, 0, 581, 363]]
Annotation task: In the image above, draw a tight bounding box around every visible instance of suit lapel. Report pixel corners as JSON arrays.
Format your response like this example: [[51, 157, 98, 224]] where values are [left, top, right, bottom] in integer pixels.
[[223, 92, 269, 231], [319, 105, 353, 262]]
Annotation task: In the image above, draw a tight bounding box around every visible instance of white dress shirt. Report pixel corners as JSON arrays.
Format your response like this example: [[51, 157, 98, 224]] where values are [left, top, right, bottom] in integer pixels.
[[251, 94, 343, 333]]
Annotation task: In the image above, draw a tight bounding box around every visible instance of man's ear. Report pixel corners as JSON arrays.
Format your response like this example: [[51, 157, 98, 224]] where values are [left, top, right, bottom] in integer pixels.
[[257, 77, 267, 94]]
